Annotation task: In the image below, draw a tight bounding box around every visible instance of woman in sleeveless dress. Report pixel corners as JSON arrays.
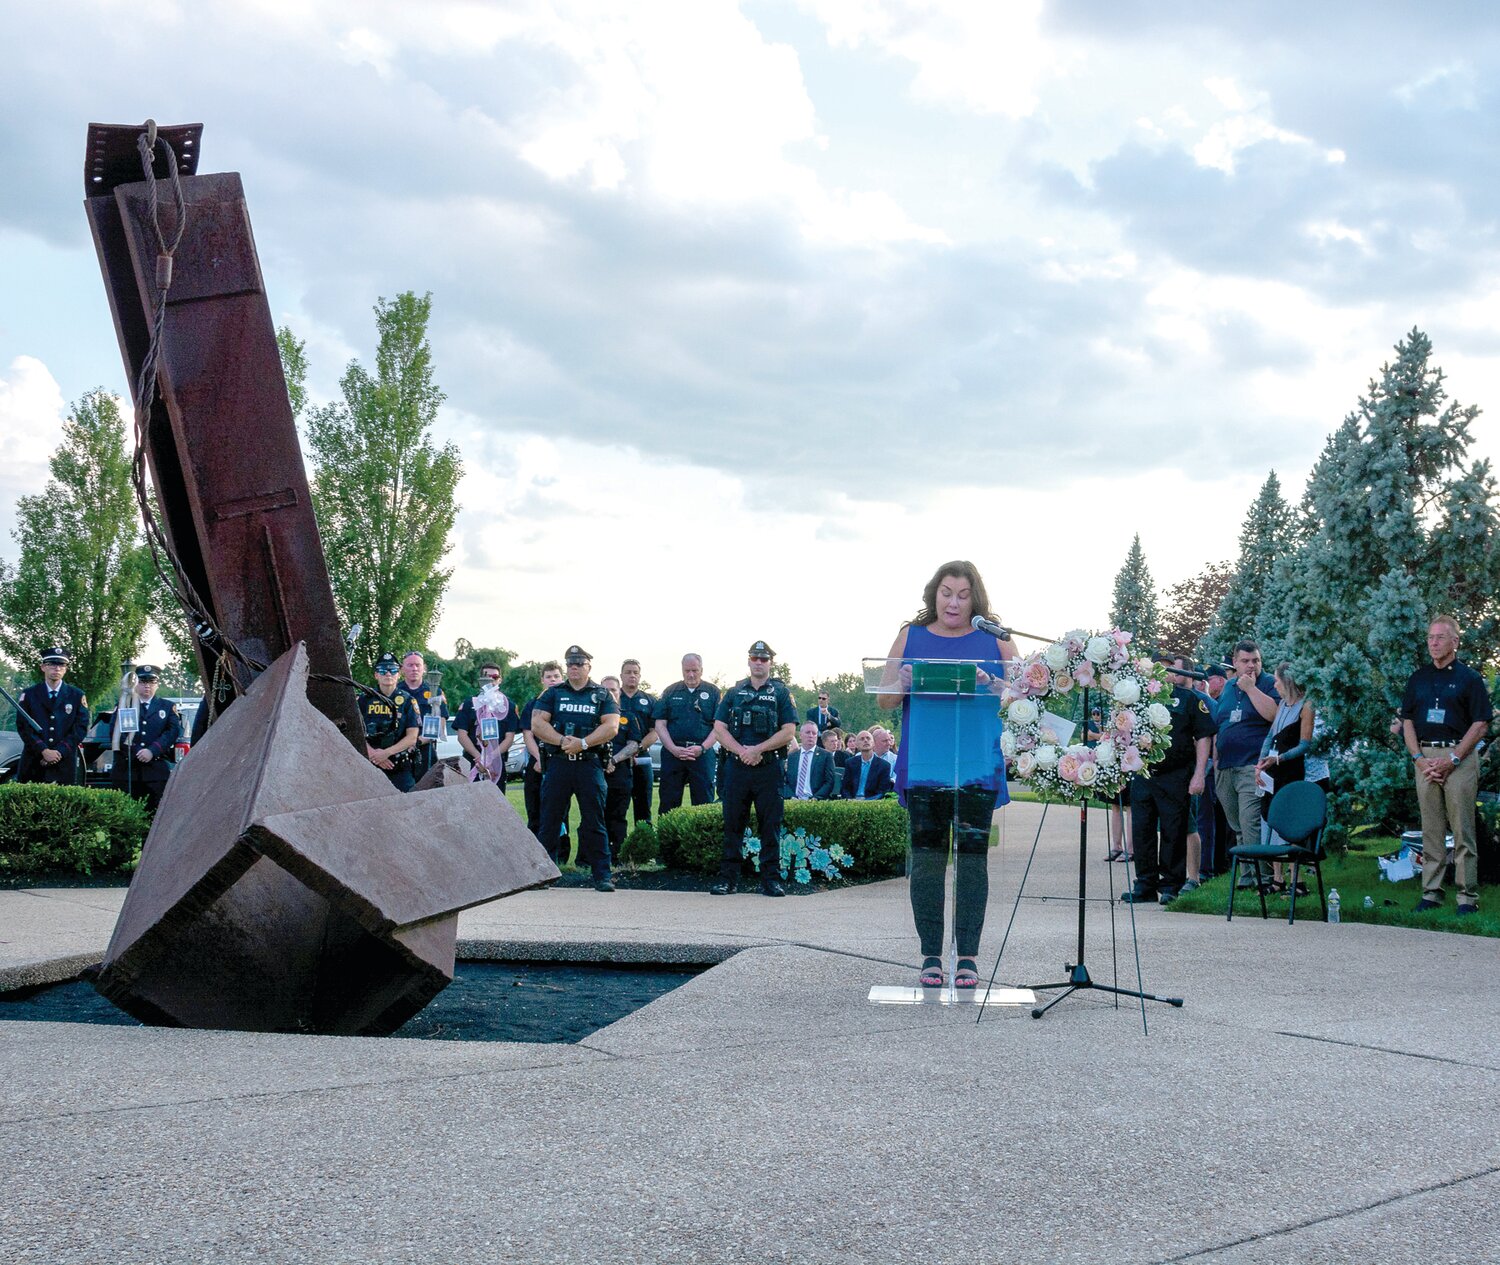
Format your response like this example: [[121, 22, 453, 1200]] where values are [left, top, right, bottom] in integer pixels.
[[877, 561, 1016, 990]]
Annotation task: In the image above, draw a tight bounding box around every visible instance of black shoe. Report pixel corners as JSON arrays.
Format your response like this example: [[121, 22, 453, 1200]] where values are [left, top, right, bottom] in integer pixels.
[[1157, 888, 1178, 905], [761, 880, 786, 897], [1457, 904, 1479, 917], [709, 879, 737, 896], [1414, 898, 1442, 912], [594, 877, 616, 893], [1120, 887, 1158, 903]]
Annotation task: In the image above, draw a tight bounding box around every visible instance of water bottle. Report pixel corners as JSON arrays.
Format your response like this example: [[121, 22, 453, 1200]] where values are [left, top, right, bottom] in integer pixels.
[[1363, 895, 1374, 911], [1328, 888, 1340, 924]]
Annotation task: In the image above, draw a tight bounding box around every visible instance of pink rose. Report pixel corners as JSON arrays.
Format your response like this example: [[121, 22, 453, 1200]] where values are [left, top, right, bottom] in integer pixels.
[[1024, 661, 1051, 692], [1066, 636, 1085, 655], [1057, 754, 1081, 782], [1135, 657, 1153, 674], [1115, 630, 1132, 645], [1146, 679, 1162, 695], [1017, 732, 1036, 751], [1115, 710, 1133, 732], [1053, 672, 1074, 694], [1073, 662, 1096, 687], [1120, 745, 1143, 773]]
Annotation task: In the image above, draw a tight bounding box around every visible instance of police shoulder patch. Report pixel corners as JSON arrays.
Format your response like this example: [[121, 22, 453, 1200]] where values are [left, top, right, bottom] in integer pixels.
[[1198, 700, 1209, 713]]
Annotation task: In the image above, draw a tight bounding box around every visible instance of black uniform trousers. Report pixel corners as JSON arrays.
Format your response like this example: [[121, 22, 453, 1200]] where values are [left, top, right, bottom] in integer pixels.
[[658, 748, 715, 813], [111, 764, 171, 814], [719, 759, 783, 885], [631, 759, 653, 825], [1129, 764, 1192, 893], [525, 757, 570, 851], [605, 758, 634, 854], [19, 752, 80, 786], [384, 766, 415, 793], [539, 755, 610, 878]]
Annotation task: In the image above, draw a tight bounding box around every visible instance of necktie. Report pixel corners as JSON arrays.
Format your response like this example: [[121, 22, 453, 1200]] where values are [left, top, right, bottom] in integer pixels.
[[857, 760, 869, 797], [797, 751, 812, 798]]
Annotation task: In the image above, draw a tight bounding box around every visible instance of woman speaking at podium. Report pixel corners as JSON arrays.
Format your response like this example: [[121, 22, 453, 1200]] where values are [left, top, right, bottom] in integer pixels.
[[878, 561, 1015, 991]]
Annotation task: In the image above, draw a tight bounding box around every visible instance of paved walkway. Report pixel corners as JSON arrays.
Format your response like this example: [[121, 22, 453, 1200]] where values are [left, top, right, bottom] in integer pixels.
[[2, 802, 1497, 1263]]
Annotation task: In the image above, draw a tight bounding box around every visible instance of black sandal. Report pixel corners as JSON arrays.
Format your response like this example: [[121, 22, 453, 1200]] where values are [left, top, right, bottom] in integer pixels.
[[954, 959, 979, 990], [919, 958, 944, 988]]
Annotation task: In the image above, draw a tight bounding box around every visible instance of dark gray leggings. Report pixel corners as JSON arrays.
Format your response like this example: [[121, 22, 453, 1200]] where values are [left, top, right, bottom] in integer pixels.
[[908, 786, 993, 959]]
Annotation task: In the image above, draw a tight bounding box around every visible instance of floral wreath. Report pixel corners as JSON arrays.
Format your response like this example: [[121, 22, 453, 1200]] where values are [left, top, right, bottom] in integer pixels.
[[999, 629, 1173, 802]]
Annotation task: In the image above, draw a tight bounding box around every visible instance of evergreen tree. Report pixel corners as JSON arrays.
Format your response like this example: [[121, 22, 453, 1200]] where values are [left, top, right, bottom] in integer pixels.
[[1281, 329, 1500, 842], [0, 389, 151, 704], [1201, 472, 1292, 662], [301, 293, 462, 673], [1159, 560, 1233, 661], [1108, 534, 1159, 652]]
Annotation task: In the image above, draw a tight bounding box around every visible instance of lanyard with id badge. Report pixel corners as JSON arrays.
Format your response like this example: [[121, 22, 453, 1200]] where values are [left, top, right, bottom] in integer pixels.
[[1427, 698, 1447, 727]]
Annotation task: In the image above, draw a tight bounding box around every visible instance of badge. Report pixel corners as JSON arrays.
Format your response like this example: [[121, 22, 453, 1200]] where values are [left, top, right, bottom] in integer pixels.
[[65, 703, 73, 713], [700, 691, 709, 701], [158, 709, 166, 719], [1198, 700, 1209, 714], [1427, 707, 1446, 725], [1229, 708, 1242, 724]]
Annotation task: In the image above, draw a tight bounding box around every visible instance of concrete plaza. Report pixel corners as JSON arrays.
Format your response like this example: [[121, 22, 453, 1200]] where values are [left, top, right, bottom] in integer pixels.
[[2, 801, 1497, 1264]]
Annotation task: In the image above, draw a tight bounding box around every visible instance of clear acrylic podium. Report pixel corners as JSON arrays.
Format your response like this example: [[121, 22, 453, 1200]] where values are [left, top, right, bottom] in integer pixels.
[[861, 656, 1035, 1009]]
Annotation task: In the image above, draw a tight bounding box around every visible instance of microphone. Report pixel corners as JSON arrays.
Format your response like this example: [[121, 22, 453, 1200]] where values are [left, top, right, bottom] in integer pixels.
[[971, 615, 1012, 639]]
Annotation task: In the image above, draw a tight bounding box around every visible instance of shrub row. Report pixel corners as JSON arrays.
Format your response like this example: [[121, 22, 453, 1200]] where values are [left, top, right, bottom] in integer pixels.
[[0, 784, 149, 877], [656, 797, 909, 878]]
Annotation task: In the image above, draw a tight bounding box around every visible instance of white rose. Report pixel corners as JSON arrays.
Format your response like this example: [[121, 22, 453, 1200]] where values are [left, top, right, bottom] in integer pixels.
[[1015, 751, 1036, 777], [1000, 730, 1017, 758], [1035, 745, 1058, 768], [1095, 739, 1117, 766], [1112, 678, 1141, 705], [1065, 743, 1090, 757], [1147, 702, 1172, 728], [1099, 673, 1116, 692], [1085, 636, 1112, 664], [1009, 698, 1039, 725], [1044, 642, 1070, 670], [1077, 761, 1097, 785]]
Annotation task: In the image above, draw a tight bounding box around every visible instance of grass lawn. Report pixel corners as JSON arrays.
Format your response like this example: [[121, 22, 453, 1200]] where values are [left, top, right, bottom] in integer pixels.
[[1167, 833, 1500, 937]]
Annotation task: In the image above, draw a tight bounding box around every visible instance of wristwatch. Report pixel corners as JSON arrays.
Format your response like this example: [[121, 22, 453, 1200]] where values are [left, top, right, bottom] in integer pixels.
[[1450, 752, 1461, 766]]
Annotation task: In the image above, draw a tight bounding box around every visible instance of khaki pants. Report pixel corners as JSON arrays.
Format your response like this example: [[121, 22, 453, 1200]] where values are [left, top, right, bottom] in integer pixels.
[[1415, 745, 1480, 906], [1215, 764, 1263, 849]]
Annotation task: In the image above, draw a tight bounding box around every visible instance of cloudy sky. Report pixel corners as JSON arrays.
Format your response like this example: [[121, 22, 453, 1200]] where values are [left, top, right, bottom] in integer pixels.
[[3, 1, 1498, 687]]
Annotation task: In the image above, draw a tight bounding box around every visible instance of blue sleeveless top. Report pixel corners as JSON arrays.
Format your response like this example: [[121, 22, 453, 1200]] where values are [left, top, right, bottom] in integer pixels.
[[893, 624, 1009, 808]]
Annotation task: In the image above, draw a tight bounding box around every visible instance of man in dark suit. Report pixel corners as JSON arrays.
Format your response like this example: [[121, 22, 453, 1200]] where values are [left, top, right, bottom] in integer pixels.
[[842, 730, 894, 799], [806, 690, 841, 734], [17, 646, 89, 786], [783, 722, 837, 800]]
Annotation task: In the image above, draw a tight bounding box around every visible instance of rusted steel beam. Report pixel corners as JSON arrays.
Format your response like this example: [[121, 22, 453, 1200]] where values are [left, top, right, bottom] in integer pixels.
[[83, 122, 363, 752], [95, 644, 559, 1035]]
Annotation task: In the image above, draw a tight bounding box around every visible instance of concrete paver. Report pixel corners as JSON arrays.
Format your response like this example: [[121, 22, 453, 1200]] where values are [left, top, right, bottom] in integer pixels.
[[1, 801, 1497, 1263]]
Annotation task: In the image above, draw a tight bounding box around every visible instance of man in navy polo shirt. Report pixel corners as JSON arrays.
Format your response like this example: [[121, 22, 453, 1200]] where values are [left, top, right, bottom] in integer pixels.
[[1401, 615, 1492, 915], [1212, 640, 1280, 881]]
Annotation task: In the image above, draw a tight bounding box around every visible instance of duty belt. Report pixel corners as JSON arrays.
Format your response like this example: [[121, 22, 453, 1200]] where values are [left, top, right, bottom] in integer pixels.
[[564, 751, 602, 762]]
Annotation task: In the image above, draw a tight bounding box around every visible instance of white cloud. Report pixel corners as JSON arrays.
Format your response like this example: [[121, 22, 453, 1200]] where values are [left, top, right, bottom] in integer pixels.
[[0, 356, 66, 547]]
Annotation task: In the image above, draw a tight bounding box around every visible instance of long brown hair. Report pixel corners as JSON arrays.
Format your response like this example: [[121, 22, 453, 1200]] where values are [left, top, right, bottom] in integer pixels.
[[913, 560, 998, 627]]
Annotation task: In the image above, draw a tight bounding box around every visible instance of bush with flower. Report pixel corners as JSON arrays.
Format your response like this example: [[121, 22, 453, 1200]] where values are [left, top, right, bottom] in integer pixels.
[[1000, 629, 1173, 802], [742, 826, 854, 885]]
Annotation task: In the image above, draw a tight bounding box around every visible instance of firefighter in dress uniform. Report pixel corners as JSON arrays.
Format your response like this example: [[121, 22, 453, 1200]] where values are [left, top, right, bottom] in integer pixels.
[[361, 653, 421, 792], [710, 640, 798, 897], [110, 665, 181, 814], [531, 646, 621, 892], [17, 647, 89, 786]]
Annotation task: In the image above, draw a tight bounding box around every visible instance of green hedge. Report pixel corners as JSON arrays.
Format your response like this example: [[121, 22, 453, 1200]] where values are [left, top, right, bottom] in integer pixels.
[[657, 797, 909, 878], [0, 784, 149, 877], [619, 818, 660, 865]]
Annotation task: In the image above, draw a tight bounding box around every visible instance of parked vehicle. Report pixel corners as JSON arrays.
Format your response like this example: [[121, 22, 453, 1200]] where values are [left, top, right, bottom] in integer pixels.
[[0, 730, 21, 783]]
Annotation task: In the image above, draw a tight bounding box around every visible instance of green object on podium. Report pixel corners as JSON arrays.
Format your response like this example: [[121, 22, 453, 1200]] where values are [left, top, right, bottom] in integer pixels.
[[911, 661, 978, 694]]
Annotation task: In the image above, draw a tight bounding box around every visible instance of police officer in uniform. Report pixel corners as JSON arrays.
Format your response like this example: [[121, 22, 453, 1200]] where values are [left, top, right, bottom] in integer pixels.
[[531, 646, 621, 891], [618, 659, 657, 826], [399, 651, 450, 780], [110, 665, 181, 814], [17, 647, 89, 786], [1122, 658, 1215, 904], [653, 653, 721, 813], [710, 640, 798, 897], [361, 653, 421, 791], [521, 662, 566, 849]]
